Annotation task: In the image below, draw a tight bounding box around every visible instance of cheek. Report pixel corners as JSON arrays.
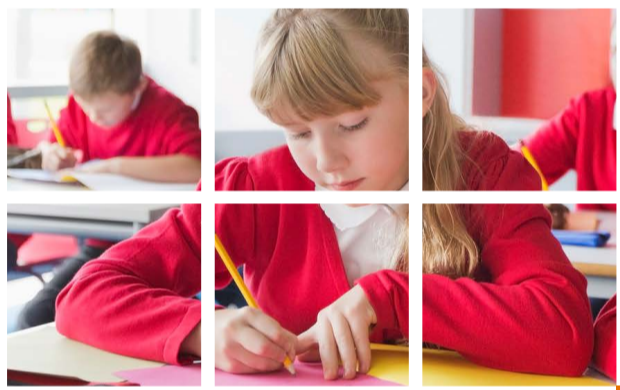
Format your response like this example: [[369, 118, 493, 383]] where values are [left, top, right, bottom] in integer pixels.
[[286, 142, 318, 177]]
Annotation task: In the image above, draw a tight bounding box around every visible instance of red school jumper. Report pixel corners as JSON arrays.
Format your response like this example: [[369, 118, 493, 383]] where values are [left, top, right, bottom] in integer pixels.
[[423, 131, 593, 376], [7, 94, 17, 145], [215, 146, 408, 343], [52, 76, 201, 162], [592, 294, 616, 381], [56, 187, 202, 365], [522, 87, 616, 210]]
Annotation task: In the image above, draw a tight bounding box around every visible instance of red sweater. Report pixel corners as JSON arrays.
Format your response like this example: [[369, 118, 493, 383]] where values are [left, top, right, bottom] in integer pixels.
[[53, 77, 201, 162], [216, 145, 313, 190], [423, 133, 593, 376], [56, 191, 201, 365], [523, 87, 616, 210], [7, 94, 17, 145], [215, 154, 408, 341], [215, 204, 408, 343], [592, 295, 616, 381]]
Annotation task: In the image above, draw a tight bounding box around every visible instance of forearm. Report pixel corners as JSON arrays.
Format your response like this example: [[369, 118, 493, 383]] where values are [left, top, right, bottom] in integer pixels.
[[114, 155, 201, 183], [180, 322, 201, 358]]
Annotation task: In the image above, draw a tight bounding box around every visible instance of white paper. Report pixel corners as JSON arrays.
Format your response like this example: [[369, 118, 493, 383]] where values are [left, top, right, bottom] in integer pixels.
[[8, 323, 163, 383]]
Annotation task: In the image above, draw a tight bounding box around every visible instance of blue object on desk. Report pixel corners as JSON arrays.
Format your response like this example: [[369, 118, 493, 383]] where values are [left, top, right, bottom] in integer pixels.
[[552, 230, 611, 247]]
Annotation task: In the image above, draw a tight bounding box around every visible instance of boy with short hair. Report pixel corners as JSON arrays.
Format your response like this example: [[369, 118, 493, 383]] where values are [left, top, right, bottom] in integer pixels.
[[40, 30, 201, 183]]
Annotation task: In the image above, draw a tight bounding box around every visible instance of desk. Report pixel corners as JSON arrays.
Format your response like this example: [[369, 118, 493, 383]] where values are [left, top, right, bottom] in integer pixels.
[[423, 349, 612, 386], [8, 177, 87, 191], [7, 323, 163, 383], [7, 204, 176, 241], [562, 212, 616, 299]]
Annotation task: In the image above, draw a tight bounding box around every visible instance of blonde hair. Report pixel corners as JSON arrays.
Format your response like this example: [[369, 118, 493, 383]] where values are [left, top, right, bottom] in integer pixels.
[[251, 9, 408, 122], [70, 31, 142, 99], [422, 47, 479, 278]]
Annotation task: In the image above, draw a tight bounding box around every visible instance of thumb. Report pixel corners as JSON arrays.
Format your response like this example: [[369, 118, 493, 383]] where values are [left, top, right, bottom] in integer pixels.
[[296, 325, 317, 355]]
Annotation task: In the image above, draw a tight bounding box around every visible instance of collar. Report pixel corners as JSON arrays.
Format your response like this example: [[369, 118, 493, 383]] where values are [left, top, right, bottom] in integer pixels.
[[318, 182, 409, 231]]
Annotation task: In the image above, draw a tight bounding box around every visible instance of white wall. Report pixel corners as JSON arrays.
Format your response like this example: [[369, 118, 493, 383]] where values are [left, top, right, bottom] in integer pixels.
[[215, 9, 276, 131], [422, 9, 473, 118]]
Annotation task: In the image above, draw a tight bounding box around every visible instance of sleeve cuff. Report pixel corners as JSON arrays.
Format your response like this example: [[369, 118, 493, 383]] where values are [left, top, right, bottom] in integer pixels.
[[163, 300, 201, 365]]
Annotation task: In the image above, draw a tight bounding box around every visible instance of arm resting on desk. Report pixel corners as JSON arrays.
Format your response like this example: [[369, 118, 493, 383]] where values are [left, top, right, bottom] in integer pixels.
[[423, 204, 593, 377], [56, 203, 202, 365]]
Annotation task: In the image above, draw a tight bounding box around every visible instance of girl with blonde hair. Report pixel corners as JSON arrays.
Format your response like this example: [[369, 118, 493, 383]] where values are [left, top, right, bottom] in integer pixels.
[[215, 9, 409, 380], [422, 47, 593, 375]]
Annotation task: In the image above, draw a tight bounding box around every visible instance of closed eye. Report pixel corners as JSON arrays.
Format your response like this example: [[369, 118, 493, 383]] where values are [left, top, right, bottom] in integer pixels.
[[339, 118, 369, 132], [288, 131, 311, 140]]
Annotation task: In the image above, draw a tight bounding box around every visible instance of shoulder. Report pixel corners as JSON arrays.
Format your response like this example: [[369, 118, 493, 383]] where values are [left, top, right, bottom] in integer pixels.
[[458, 130, 541, 191], [215, 145, 314, 191], [139, 77, 198, 121]]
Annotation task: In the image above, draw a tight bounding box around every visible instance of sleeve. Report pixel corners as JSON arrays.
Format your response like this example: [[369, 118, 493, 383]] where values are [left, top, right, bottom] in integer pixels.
[[522, 95, 582, 185], [7, 94, 17, 145], [56, 203, 202, 365], [423, 204, 593, 376], [356, 270, 409, 339], [474, 146, 543, 191], [592, 295, 616, 381], [215, 157, 256, 191], [53, 97, 85, 151], [214, 203, 256, 292], [161, 105, 202, 160]]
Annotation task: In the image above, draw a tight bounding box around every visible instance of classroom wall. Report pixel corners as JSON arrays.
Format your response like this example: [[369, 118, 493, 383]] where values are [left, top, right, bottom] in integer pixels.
[[501, 9, 613, 119], [215, 9, 275, 132]]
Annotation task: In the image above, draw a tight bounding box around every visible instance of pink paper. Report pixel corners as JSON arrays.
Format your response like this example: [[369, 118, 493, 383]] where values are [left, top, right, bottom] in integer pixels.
[[215, 362, 401, 386], [115, 364, 200, 386]]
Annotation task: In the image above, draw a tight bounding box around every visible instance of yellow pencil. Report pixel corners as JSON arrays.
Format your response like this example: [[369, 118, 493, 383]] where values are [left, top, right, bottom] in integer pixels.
[[215, 234, 296, 376], [44, 100, 66, 148], [520, 142, 548, 191]]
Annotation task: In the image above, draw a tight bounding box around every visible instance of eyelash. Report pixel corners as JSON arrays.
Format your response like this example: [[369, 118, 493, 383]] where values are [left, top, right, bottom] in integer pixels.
[[288, 118, 369, 140], [339, 118, 369, 132]]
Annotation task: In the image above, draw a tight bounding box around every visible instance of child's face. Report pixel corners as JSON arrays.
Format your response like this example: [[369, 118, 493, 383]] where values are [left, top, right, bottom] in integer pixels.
[[277, 79, 409, 191], [74, 78, 147, 129], [75, 92, 136, 129]]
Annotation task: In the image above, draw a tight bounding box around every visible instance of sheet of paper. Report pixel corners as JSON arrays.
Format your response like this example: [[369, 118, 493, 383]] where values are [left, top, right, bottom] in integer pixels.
[[7, 323, 164, 383], [115, 364, 201, 386], [215, 360, 404, 386], [7, 169, 75, 183], [70, 172, 196, 191], [423, 349, 611, 386], [367, 350, 409, 386]]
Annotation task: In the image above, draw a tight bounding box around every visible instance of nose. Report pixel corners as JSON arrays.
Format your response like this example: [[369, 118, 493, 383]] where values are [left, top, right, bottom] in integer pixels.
[[315, 136, 348, 174]]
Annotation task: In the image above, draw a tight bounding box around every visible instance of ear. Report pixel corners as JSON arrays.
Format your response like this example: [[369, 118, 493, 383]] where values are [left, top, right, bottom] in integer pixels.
[[422, 68, 437, 117]]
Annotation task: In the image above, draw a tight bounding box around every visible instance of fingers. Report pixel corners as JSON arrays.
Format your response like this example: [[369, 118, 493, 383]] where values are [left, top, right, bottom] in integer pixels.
[[349, 314, 372, 374], [317, 316, 340, 380], [230, 338, 284, 373], [296, 326, 318, 355], [238, 324, 288, 363], [42, 144, 77, 171], [330, 312, 357, 379], [244, 307, 296, 361]]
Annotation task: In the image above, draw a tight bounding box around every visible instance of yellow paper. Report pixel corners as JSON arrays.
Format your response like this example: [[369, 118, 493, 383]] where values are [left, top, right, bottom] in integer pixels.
[[367, 350, 409, 386], [423, 349, 611, 386]]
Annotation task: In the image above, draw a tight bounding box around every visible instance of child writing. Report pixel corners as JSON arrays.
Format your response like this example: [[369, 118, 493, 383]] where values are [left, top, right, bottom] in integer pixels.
[[39, 31, 201, 184], [519, 14, 616, 203], [422, 48, 593, 375], [55, 194, 202, 364], [216, 9, 408, 192], [215, 9, 409, 380]]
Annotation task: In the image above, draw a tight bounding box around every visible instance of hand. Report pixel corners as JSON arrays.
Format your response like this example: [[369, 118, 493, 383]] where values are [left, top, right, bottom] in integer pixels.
[[180, 322, 201, 358], [39, 141, 78, 171], [215, 307, 297, 374], [75, 158, 122, 174], [296, 284, 377, 380]]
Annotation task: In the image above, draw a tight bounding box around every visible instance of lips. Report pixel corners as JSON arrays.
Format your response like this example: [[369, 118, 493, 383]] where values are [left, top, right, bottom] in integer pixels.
[[328, 178, 365, 191]]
